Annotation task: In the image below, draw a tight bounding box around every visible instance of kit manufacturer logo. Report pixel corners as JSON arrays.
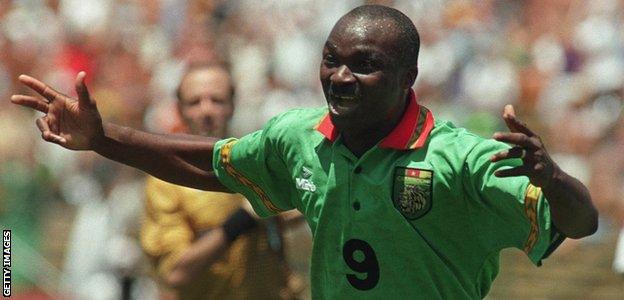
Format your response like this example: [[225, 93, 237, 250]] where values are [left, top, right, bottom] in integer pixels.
[[296, 166, 316, 192]]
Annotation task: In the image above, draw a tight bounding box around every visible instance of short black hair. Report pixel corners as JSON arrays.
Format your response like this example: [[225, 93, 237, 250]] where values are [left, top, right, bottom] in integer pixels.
[[344, 5, 420, 68]]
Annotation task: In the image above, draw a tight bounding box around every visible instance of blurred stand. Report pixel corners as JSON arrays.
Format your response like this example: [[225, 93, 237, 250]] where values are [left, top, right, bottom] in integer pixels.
[[1, 0, 623, 298], [60, 159, 155, 300]]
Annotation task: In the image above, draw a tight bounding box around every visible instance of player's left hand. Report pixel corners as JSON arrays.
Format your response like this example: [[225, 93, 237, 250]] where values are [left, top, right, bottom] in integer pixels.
[[490, 105, 560, 188]]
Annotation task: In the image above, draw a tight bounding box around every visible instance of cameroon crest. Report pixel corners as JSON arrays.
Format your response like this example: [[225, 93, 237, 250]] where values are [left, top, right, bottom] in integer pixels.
[[392, 168, 433, 220]]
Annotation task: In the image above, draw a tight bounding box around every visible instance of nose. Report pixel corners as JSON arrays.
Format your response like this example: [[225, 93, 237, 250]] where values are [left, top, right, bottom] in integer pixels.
[[330, 65, 356, 86], [199, 97, 216, 114]]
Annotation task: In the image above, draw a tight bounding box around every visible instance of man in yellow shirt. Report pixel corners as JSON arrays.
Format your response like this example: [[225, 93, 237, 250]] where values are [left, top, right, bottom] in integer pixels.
[[140, 63, 293, 299]]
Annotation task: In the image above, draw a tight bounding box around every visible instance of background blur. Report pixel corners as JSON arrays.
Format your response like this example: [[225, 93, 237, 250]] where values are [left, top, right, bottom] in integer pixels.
[[1, 0, 624, 299]]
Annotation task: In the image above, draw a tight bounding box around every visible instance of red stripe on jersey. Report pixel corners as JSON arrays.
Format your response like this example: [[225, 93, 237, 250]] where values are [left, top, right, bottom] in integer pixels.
[[315, 89, 435, 150], [315, 114, 338, 141], [380, 90, 420, 149], [409, 110, 435, 149]]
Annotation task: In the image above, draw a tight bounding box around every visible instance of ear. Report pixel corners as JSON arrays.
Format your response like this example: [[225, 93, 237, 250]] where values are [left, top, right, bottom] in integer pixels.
[[227, 84, 236, 120], [226, 102, 235, 120], [402, 65, 418, 89]]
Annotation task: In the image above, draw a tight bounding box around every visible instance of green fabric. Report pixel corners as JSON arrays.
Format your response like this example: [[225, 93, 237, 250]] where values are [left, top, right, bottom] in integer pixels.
[[0, 161, 52, 287], [213, 107, 559, 299]]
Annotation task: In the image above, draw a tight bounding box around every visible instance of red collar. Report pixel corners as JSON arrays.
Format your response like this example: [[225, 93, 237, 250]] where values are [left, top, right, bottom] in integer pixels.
[[315, 89, 435, 150]]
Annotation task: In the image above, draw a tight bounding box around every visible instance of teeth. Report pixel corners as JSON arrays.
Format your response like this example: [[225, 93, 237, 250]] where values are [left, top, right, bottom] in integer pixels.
[[329, 91, 356, 101], [332, 94, 356, 101]]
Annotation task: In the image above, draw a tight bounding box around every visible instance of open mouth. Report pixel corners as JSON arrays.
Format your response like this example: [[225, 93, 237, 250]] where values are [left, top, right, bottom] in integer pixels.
[[328, 90, 359, 116]]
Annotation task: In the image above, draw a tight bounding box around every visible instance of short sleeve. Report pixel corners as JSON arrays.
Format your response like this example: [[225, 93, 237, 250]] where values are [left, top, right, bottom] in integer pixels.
[[463, 139, 565, 266], [212, 119, 295, 218]]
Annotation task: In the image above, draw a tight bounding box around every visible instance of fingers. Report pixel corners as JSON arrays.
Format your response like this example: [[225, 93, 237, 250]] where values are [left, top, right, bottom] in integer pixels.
[[35, 117, 49, 134], [494, 165, 530, 178], [36, 117, 66, 144], [502, 104, 536, 136], [46, 104, 59, 134], [490, 147, 525, 162], [18, 74, 61, 101], [495, 105, 553, 184], [495, 163, 551, 181], [75, 71, 94, 108], [502, 105, 519, 132], [502, 104, 515, 120], [10, 95, 49, 113], [492, 132, 540, 150]]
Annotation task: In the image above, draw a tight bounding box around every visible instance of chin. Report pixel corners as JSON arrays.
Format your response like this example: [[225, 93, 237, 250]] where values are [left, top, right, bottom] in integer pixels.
[[329, 110, 362, 131], [193, 128, 212, 136]]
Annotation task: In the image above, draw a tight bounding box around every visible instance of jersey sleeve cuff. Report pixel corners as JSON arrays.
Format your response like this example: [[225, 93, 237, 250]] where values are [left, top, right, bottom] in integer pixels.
[[523, 185, 566, 266], [212, 138, 284, 218]]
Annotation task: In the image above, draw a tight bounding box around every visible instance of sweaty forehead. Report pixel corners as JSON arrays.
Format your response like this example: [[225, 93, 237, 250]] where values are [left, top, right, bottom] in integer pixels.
[[327, 16, 401, 55]]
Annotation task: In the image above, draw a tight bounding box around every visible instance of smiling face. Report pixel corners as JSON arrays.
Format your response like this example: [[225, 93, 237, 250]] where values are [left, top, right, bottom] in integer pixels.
[[177, 66, 234, 137], [320, 15, 415, 137]]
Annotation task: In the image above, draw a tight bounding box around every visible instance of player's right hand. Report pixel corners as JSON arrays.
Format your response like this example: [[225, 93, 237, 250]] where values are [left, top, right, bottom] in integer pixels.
[[11, 72, 104, 150]]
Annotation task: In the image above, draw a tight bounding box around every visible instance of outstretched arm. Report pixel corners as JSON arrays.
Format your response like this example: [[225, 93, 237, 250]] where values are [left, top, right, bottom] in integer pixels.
[[94, 123, 226, 191], [11, 72, 228, 192], [490, 105, 598, 239]]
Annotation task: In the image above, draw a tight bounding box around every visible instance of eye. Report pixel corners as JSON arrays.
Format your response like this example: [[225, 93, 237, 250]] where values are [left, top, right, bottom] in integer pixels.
[[363, 60, 377, 72], [323, 54, 338, 68], [352, 59, 379, 74], [212, 97, 228, 105], [185, 98, 201, 106]]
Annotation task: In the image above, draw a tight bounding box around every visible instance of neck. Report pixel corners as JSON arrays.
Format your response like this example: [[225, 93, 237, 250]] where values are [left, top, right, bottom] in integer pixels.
[[341, 129, 386, 158], [341, 91, 409, 157]]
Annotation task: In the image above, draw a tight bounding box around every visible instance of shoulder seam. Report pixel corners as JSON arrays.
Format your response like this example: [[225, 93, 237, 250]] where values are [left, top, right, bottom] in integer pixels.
[[220, 140, 283, 214]]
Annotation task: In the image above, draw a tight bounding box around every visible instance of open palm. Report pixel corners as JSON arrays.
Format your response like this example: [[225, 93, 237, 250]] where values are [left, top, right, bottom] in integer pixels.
[[11, 72, 104, 150]]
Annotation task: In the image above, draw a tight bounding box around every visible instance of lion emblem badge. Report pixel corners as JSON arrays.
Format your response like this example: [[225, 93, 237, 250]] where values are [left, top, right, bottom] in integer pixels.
[[393, 168, 433, 220]]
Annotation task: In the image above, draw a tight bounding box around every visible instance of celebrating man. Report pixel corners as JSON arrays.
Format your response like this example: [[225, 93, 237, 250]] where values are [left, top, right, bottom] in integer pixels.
[[12, 5, 596, 299]]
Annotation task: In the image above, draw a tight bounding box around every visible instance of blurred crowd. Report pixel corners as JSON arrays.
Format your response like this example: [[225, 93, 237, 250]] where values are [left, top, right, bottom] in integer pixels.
[[1, 0, 623, 299]]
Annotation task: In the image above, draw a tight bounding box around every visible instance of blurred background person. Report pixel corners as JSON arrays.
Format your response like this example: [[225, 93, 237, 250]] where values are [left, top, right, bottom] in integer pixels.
[[140, 62, 301, 299], [61, 158, 151, 300], [590, 111, 624, 275]]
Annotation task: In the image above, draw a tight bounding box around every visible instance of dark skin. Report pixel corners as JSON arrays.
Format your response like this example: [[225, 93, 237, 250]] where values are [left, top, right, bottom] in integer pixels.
[[11, 13, 596, 238], [11, 72, 225, 191], [321, 16, 417, 157], [491, 105, 597, 238]]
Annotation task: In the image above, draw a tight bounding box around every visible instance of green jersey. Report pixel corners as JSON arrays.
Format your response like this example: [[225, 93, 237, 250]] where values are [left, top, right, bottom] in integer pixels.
[[212, 92, 564, 299]]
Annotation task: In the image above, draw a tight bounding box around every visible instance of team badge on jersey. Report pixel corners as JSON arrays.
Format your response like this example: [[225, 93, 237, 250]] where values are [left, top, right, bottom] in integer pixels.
[[392, 168, 433, 220]]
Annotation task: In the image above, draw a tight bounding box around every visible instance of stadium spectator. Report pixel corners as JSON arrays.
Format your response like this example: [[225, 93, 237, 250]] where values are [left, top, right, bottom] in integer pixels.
[[140, 62, 299, 299]]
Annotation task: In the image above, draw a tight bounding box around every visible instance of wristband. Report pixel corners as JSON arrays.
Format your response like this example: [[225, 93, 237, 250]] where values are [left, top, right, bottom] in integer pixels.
[[222, 208, 258, 242]]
